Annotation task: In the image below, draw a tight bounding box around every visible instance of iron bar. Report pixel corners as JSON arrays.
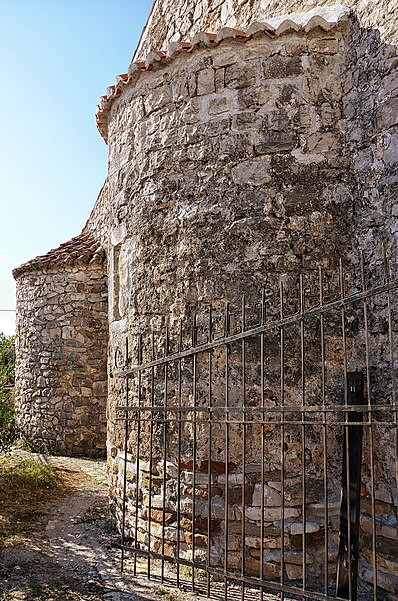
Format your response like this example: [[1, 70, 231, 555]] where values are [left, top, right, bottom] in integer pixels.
[[192, 313, 197, 592], [161, 328, 169, 583], [361, 252, 378, 600], [207, 307, 213, 598], [339, 260, 352, 601], [319, 267, 329, 597], [382, 246, 398, 518], [336, 372, 365, 601], [260, 290, 266, 601], [241, 295, 246, 601], [176, 322, 183, 588], [121, 336, 130, 573], [115, 279, 398, 378], [133, 335, 143, 576], [116, 415, 397, 427], [224, 302, 230, 601], [280, 279, 286, 601], [300, 274, 307, 592], [116, 403, 393, 415]]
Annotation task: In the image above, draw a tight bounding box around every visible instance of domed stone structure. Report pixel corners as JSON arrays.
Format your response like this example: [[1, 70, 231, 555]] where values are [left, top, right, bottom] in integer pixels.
[[14, 1, 398, 596]]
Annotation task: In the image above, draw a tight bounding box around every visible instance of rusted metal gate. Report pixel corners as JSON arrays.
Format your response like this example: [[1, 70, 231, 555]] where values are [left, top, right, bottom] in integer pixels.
[[114, 251, 398, 601]]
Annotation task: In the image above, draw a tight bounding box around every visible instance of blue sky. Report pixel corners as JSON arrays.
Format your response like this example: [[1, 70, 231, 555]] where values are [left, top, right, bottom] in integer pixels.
[[0, 0, 153, 335]]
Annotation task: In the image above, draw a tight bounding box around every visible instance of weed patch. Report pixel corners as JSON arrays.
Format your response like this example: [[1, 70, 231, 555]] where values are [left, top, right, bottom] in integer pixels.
[[0, 459, 60, 546]]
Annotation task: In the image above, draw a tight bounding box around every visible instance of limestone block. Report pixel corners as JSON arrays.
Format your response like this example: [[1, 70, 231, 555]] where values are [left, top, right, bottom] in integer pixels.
[[246, 535, 288, 549], [144, 86, 172, 115], [245, 558, 280, 579], [307, 132, 339, 154], [308, 38, 339, 54], [290, 520, 320, 535], [37, 376, 46, 388], [212, 49, 238, 68], [252, 482, 282, 507], [285, 563, 302, 580], [230, 157, 271, 185], [197, 68, 215, 95], [262, 55, 303, 79], [225, 61, 257, 89], [180, 97, 202, 124], [236, 87, 272, 110], [384, 134, 398, 166], [255, 131, 296, 154], [207, 95, 233, 115], [246, 506, 300, 522]]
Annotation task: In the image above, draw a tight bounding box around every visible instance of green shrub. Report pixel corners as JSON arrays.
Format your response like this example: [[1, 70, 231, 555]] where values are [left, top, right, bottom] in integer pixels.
[[0, 399, 18, 453], [0, 333, 18, 452], [0, 333, 15, 387]]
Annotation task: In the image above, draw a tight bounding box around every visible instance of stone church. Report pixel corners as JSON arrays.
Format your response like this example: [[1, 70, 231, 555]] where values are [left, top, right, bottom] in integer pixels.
[[13, 0, 398, 595]]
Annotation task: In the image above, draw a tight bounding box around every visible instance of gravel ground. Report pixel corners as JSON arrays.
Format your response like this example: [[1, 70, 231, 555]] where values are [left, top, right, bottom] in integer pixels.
[[0, 451, 287, 601]]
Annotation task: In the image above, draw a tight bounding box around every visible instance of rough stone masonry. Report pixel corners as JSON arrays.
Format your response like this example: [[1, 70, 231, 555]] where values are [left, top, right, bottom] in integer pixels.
[[13, 0, 398, 597]]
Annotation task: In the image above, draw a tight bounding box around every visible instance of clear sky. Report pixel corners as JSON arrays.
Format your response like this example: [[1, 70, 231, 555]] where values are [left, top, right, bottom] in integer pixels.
[[0, 0, 153, 335]]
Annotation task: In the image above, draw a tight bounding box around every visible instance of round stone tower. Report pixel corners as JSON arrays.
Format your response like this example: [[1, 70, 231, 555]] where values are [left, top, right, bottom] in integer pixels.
[[92, 2, 398, 596]]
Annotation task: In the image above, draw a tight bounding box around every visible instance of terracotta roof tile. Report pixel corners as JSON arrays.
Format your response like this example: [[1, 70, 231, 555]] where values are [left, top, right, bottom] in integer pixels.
[[96, 4, 350, 143], [13, 231, 105, 279]]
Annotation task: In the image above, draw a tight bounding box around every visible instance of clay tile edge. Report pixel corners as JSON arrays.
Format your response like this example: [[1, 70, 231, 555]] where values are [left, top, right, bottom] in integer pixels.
[[13, 231, 105, 279], [95, 4, 350, 143]]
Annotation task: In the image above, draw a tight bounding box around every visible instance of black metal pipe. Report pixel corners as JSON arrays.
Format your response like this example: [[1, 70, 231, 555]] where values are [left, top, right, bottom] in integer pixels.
[[336, 371, 365, 601]]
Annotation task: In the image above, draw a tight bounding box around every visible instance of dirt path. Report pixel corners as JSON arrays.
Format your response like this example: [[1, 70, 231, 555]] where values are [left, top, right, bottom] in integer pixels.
[[0, 452, 195, 601], [0, 452, 286, 601]]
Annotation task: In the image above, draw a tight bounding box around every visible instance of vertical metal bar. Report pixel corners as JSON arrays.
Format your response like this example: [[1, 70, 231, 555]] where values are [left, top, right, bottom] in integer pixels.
[[260, 290, 266, 601], [280, 280, 286, 601], [361, 252, 378, 600], [382, 246, 398, 519], [319, 268, 329, 596], [224, 303, 230, 601], [299, 275, 307, 592], [147, 332, 155, 580], [192, 313, 197, 592], [161, 328, 169, 583], [336, 372, 364, 601], [176, 322, 183, 588], [121, 336, 129, 573], [207, 307, 213, 598], [241, 295, 246, 601], [133, 335, 143, 576], [338, 260, 352, 600]]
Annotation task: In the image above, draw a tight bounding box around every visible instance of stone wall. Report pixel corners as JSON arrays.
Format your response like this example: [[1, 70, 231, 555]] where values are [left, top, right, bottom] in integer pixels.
[[96, 7, 398, 593], [133, 0, 398, 270], [104, 18, 357, 589], [135, 0, 398, 59], [14, 247, 108, 457], [102, 19, 353, 420], [79, 1, 398, 593], [103, 22, 351, 326], [343, 18, 398, 272]]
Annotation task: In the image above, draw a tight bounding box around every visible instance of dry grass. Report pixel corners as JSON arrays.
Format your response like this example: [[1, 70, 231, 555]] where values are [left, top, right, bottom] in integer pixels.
[[0, 458, 73, 548]]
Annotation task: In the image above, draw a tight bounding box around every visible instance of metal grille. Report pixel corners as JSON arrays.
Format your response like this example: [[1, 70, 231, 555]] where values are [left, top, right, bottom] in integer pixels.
[[113, 251, 398, 601]]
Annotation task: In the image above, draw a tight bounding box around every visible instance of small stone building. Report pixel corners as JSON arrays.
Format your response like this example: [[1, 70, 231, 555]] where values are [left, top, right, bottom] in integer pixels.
[[13, 233, 108, 456], [13, 0, 398, 595]]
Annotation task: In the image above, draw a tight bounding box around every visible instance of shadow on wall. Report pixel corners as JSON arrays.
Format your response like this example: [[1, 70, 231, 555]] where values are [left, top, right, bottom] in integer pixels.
[[346, 15, 398, 268]]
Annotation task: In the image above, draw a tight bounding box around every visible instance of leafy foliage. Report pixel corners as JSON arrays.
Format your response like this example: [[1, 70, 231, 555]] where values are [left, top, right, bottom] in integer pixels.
[[0, 333, 15, 387], [0, 333, 18, 452]]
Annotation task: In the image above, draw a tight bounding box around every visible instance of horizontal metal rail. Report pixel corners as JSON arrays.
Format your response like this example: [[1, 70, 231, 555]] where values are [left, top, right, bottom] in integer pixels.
[[117, 542, 351, 601], [115, 255, 398, 601], [116, 403, 397, 414], [115, 279, 398, 376]]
